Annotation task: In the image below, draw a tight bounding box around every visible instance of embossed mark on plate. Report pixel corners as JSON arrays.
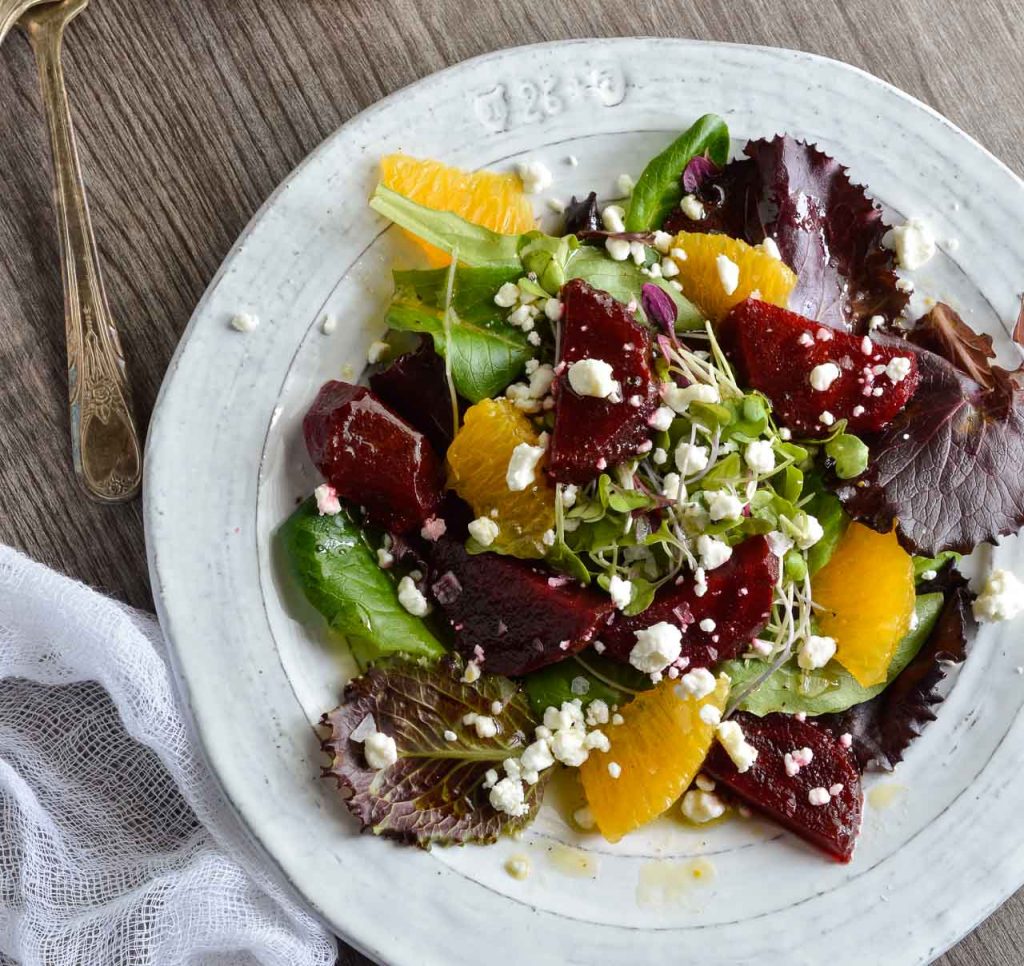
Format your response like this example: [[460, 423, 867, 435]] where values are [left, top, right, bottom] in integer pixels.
[[473, 66, 627, 133]]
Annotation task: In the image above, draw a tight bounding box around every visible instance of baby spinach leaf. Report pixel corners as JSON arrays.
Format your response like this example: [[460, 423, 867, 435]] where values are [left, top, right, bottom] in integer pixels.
[[386, 299, 531, 402], [280, 499, 445, 665], [370, 184, 522, 270], [834, 305, 1024, 555], [523, 651, 650, 718], [322, 658, 544, 846], [803, 487, 849, 575], [625, 114, 731, 232], [724, 593, 945, 716], [393, 265, 521, 318]]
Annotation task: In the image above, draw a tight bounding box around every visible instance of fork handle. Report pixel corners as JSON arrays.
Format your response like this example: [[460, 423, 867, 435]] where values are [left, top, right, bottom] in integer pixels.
[[23, 11, 141, 502]]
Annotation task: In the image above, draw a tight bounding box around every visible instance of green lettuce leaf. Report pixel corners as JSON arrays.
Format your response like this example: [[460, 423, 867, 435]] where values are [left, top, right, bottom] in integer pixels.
[[804, 487, 850, 575], [386, 298, 531, 402], [723, 593, 945, 716], [624, 114, 731, 232], [280, 498, 445, 665], [369, 184, 522, 269], [321, 658, 544, 846]]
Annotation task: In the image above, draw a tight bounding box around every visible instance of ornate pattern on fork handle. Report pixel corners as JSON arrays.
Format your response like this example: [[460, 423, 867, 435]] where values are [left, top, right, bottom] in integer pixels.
[[21, 0, 141, 502]]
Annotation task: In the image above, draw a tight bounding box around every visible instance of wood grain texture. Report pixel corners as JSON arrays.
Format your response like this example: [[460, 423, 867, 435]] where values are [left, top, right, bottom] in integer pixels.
[[0, 1, 1021, 962]]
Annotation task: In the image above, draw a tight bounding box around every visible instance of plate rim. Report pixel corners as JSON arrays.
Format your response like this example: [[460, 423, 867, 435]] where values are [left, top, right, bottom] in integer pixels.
[[144, 36, 1024, 965]]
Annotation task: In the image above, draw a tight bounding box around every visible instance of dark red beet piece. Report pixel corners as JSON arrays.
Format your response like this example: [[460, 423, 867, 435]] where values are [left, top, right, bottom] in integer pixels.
[[600, 536, 777, 669], [304, 381, 443, 534], [548, 278, 659, 483], [429, 537, 615, 676], [720, 299, 919, 438], [705, 712, 863, 862], [369, 337, 456, 455]]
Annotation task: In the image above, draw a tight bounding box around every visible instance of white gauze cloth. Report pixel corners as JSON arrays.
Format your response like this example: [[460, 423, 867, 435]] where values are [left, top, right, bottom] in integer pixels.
[[0, 546, 337, 966]]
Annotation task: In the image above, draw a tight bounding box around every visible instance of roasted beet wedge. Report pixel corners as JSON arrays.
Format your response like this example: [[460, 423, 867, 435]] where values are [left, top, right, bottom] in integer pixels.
[[720, 299, 919, 438], [705, 712, 863, 862], [600, 536, 777, 668], [370, 337, 456, 455], [429, 537, 615, 676], [548, 279, 659, 483], [304, 382, 443, 534]]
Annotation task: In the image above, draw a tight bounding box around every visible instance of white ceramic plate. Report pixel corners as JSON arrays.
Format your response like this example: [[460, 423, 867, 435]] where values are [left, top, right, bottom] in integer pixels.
[[145, 38, 1024, 966]]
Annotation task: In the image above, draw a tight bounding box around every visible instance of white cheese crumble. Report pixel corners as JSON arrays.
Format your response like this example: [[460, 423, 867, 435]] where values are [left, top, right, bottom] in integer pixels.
[[885, 356, 913, 383], [376, 547, 394, 569], [506, 442, 545, 491], [744, 439, 776, 475], [699, 704, 722, 726], [819, 411, 836, 427], [363, 731, 398, 770], [494, 282, 520, 308], [681, 789, 726, 824], [680, 194, 706, 220], [715, 254, 740, 295], [607, 761, 622, 779], [698, 618, 717, 633], [320, 314, 337, 335], [793, 513, 824, 550], [629, 622, 683, 673], [660, 257, 680, 278], [568, 358, 620, 399], [784, 746, 813, 777], [808, 786, 831, 807], [648, 405, 675, 432], [674, 441, 710, 475], [608, 575, 633, 611], [229, 312, 259, 332], [602, 204, 626, 233], [472, 715, 498, 739], [516, 160, 553, 194], [760, 237, 782, 260], [505, 856, 530, 880], [797, 634, 837, 670], [973, 569, 1024, 622], [462, 662, 481, 684], [678, 667, 717, 700], [616, 173, 635, 196], [397, 576, 430, 617], [574, 806, 596, 830], [468, 516, 500, 547], [707, 490, 744, 522], [716, 720, 758, 773], [314, 483, 341, 516], [653, 230, 673, 253], [489, 777, 529, 816], [697, 534, 732, 570], [606, 237, 631, 261], [882, 217, 936, 271], [809, 362, 841, 392], [660, 472, 684, 500], [544, 297, 564, 321]]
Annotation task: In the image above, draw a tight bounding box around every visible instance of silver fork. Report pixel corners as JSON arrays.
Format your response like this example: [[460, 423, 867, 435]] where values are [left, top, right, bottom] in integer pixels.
[[9, 0, 142, 502]]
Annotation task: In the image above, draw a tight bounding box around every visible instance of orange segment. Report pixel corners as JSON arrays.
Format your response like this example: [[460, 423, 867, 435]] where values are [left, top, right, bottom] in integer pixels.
[[380, 155, 536, 266], [579, 675, 729, 842], [667, 232, 797, 322], [446, 398, 555, 559], [812, 523, 916, 687]]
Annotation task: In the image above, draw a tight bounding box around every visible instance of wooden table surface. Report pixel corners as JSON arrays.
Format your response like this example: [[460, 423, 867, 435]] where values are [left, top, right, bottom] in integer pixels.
[[0, 1, 1020, 962]]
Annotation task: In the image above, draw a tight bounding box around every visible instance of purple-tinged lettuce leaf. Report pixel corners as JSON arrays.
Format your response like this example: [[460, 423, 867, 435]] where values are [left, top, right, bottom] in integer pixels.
[[820, 568, 974, 771], [835, 304, 1024, 555], [321, 658, 544, 847], [563, 192, 600, 235], [665, 136, 908, 329], [681, 153, 722, 194]]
